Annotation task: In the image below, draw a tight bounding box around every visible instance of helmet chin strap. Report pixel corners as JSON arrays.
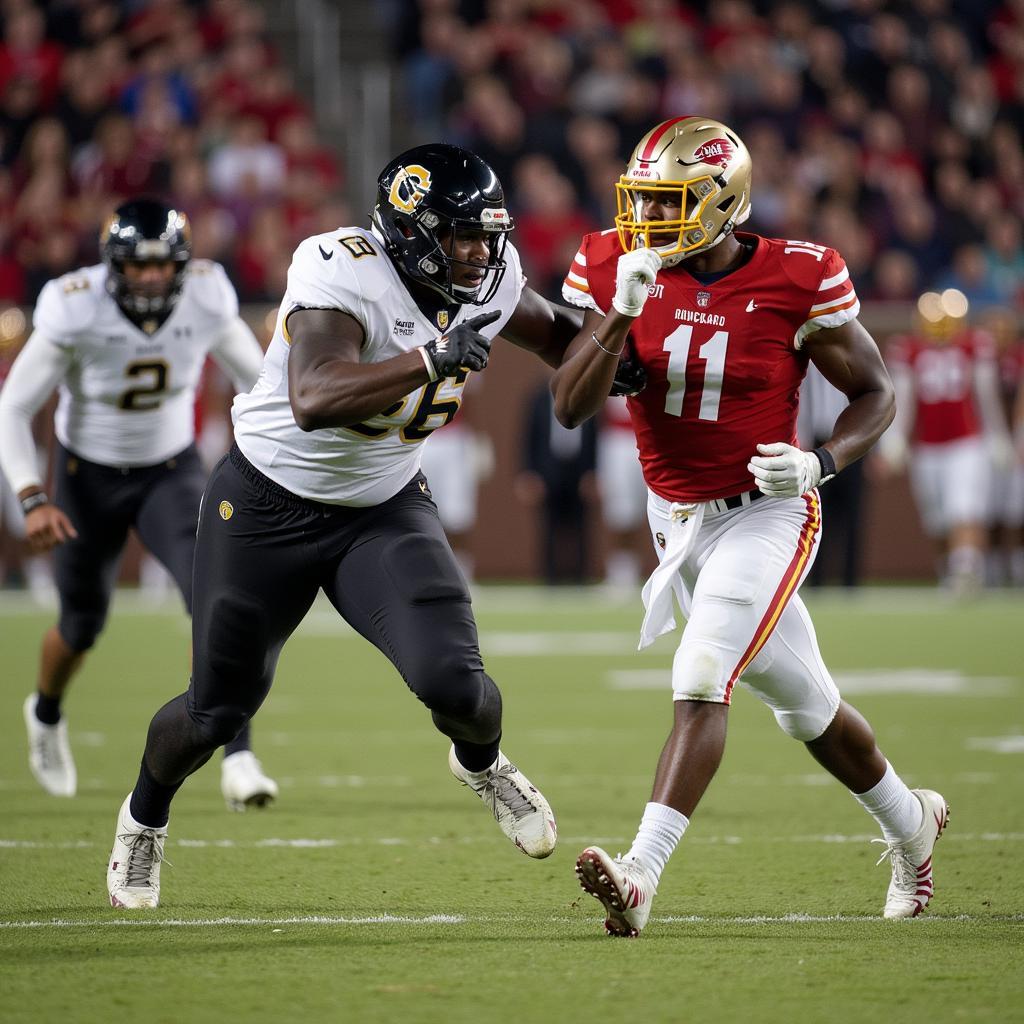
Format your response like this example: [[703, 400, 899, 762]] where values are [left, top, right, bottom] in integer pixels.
[[451, 281, 483, 301], [657, 227, 730, 267]]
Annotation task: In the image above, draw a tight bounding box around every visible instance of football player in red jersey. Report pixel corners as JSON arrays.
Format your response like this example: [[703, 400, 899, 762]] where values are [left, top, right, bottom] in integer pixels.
[[553, 116, 949, 936], [877, 293, 1015, 593]]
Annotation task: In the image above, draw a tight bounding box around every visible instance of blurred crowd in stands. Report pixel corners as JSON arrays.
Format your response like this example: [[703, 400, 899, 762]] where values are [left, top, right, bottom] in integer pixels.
[[0, 0, 1022, 590], [0, 0, 347, 306], [394, 0, 1024, 305]]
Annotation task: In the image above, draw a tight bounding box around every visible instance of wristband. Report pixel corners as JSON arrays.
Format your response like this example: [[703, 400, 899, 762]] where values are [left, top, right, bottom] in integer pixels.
[[418, 345, 439, 383], [592, 331, 624, 356], [812, 446, 837, 483], [20, 491, 50, 515]]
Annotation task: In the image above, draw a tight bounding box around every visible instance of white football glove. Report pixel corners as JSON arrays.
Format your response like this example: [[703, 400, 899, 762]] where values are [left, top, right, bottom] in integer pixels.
[[612, 247, 662, 317], [748, 442, 824, 498]]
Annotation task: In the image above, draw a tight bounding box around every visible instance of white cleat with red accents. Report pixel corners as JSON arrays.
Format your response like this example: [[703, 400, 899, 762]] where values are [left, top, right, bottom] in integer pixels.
[[874, 788, 950, 919], [575, 846, 657, 938]]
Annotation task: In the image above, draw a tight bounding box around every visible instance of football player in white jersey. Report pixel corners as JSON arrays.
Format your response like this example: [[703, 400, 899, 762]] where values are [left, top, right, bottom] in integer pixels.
[[0, 199, 278, 810], [103, 144, 640, 909]]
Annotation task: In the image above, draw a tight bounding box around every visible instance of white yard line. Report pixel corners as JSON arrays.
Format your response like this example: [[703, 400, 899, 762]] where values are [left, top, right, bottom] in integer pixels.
[[0, 914, 466, 929], [1, 912, 1019, 929], [2, 832, 1022, 851]]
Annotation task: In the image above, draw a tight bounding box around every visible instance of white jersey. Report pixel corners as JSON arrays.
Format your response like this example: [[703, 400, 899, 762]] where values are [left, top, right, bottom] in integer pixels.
[[232, 226, 525, 506], [34, 261, 243, 466]]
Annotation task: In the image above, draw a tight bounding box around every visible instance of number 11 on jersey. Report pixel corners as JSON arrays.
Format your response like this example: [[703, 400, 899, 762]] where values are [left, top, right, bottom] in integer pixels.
[[663, 325, 729, 421]]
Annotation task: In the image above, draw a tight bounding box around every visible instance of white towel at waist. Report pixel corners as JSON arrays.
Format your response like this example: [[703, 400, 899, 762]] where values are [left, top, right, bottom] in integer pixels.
[[638, 499, 705, 650]]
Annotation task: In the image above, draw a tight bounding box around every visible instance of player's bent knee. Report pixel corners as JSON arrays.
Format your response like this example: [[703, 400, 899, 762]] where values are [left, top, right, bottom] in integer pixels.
[[672, 641, 728, 703], [771, 705, 838, 742], [58, 612, 106, 653], [414, 655, 488, 719]]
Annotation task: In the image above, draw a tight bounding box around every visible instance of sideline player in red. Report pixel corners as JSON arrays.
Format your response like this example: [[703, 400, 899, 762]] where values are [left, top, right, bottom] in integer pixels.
[[554, 116, 949, 936], [878, 296, 1015, 591]]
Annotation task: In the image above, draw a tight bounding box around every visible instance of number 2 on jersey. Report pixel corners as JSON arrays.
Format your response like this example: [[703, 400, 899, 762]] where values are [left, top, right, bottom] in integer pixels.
[[119, 360, 169, 411], [663, 325, 728, 421]]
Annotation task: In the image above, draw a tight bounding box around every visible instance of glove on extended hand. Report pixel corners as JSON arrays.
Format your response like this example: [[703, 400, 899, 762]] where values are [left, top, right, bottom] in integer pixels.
[[421, 310, 501, 379]]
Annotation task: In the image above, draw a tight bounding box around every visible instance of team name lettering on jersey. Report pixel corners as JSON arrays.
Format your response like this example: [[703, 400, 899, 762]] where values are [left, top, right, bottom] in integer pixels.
[[675, 308, 726, 326]]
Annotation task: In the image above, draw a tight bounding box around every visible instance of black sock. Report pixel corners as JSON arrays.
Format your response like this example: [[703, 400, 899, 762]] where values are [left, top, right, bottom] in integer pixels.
[[34, 692, 61, 726], [452, 738, 501, 774], [222, 720, 251, 757], [129, 759, 184, 828]]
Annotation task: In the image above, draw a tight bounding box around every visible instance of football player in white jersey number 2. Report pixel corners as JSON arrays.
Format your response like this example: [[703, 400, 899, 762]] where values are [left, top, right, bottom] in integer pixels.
[[103, 144, 634, 908], [0, 200, 278, 811]]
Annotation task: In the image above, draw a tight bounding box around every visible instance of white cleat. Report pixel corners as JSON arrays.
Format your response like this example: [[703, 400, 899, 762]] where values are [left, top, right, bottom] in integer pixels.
[[575, 846, 658, 938], [107, 794, 168, 909], [220, 750, 279, 812], [874, 788, 950, 919], [448, 746, 557, 858], [23, 694, 76, 797]]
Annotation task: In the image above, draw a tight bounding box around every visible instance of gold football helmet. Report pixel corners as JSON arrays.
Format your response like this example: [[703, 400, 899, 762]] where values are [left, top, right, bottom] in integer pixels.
[[615, 116, 752, 264]]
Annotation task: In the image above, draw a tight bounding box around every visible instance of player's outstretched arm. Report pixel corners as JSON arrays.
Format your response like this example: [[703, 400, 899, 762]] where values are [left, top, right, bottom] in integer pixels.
[[500, 286, 583, 369], [287, 308, 497, 431]]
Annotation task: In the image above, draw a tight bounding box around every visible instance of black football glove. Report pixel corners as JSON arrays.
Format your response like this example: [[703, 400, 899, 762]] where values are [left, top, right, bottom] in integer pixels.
[[422, 310, 501, 378], [609, 355, 647, 397]]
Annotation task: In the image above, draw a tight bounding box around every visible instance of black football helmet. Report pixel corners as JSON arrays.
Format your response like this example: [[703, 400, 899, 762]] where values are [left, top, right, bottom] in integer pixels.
[[371, 143, 513, 305], [100, 198, 192, 317]]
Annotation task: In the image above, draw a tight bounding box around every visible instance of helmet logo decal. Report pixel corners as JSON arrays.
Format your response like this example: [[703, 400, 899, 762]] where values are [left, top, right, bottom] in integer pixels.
[[692, 138, 733, 169], [389, 164, 432, 213], [480, 207, 510, 230]]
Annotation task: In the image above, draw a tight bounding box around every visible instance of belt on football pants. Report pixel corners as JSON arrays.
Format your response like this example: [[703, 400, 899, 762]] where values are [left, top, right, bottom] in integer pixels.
[[705, 488, 764, 515]]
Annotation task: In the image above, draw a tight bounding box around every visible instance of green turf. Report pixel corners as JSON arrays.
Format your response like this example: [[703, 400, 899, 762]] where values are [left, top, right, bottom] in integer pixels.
[[1, 587, 1022, 1023]]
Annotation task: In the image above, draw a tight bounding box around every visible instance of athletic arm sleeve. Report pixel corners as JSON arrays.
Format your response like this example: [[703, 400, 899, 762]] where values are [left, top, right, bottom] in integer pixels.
[[209, 317, 265, 393], [0, 331, 71, 493]]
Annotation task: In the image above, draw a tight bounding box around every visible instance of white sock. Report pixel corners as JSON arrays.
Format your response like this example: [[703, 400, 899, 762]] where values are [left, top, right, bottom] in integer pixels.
[[626, 802, 689, 883], [852, 761, 923, 843]]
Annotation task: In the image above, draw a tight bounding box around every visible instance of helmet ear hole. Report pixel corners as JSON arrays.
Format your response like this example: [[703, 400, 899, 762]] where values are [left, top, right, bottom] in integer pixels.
[[717, 195, 737, 214]]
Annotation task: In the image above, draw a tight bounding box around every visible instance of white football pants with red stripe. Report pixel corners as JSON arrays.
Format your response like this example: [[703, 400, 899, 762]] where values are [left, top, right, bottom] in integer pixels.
[[645, 488, 840, 742]]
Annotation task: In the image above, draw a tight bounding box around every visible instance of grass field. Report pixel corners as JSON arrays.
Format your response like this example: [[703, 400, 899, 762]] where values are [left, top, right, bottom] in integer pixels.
[[1, 585, 1022, 1023]]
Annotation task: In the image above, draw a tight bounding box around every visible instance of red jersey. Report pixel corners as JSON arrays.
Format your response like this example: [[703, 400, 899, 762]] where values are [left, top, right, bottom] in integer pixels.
[[562, 230, 859, 501], [886, 329, 994, 445]]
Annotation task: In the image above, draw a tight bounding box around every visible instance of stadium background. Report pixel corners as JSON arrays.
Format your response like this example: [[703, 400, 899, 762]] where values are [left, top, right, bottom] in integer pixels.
[[0, 0, 1021, 582]]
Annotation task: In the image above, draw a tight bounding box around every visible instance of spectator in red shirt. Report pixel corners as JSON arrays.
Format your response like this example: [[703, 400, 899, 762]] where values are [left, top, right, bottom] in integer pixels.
[[0, 7, 64, 111]]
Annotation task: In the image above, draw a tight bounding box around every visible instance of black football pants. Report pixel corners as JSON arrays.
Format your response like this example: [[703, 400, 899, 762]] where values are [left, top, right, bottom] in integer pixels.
[[137, 445, 502, 803]]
